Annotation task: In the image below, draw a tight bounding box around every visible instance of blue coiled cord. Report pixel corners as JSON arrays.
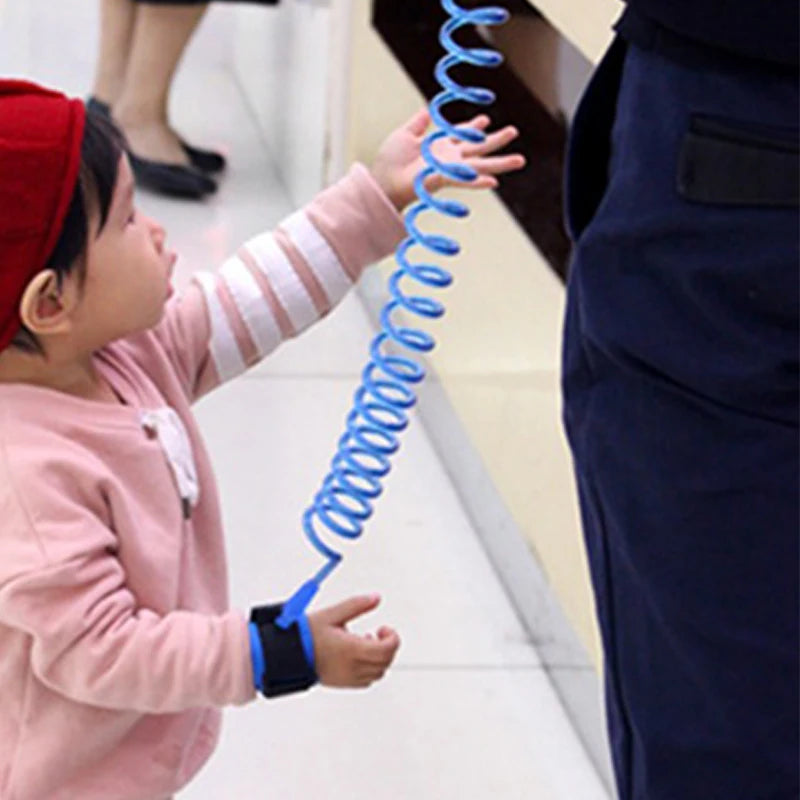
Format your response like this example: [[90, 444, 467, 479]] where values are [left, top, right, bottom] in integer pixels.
[[276, 0, 508, 629]]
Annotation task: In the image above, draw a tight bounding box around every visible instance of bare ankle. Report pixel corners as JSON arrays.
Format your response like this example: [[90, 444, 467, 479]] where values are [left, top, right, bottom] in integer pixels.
[[117, 119, 189, 166], [113, 100, 167, 130]]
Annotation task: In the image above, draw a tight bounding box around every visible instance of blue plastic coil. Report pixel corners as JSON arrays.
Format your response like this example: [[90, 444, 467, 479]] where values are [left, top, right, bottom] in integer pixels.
[[277, 0, 508, 629]]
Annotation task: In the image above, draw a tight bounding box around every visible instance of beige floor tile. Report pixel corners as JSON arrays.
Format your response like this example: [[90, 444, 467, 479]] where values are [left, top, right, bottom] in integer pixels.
[[181, 669, 608, 800]]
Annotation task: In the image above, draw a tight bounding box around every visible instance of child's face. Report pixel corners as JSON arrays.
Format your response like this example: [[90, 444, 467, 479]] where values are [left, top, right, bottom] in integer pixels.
[[73, 155, 176, 348]]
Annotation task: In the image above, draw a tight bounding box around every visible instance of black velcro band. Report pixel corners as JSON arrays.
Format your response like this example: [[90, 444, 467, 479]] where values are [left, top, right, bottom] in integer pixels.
[[250, 603, 317, 698]]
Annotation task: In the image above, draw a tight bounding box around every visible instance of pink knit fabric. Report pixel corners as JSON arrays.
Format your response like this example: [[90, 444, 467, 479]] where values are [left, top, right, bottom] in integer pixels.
[[0, 165, 404, 800]]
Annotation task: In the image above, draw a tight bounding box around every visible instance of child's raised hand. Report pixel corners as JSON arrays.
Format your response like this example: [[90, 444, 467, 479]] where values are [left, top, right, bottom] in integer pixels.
[[371, 108, 526, 211], [308, 594, 400, 689]]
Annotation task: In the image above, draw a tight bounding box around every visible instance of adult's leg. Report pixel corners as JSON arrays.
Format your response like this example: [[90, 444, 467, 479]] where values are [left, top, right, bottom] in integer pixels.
[[563, 38, 799, 800], [91, 0, 137, 107], [113, 2, 209, 165]]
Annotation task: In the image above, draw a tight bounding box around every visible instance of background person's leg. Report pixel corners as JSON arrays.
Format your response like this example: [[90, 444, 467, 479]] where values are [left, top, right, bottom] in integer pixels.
[[91, 0, 137, 107], [113, 2, 209, 165]]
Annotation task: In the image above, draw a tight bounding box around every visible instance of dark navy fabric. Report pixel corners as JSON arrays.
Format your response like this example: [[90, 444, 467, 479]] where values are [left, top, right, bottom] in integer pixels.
[[562, 37, 799, 800], [617, 0, 799, 68]]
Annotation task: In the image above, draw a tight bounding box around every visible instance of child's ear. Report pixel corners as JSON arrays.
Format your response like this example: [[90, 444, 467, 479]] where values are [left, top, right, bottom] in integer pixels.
[[18, 270, 79, 337]]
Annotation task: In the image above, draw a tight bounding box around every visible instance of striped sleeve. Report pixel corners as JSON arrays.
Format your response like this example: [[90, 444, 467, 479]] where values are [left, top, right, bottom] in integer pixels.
[[192, 163, 406, 390]]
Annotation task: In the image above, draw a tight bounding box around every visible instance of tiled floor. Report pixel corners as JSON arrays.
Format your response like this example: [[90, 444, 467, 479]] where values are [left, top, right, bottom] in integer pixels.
[[0, 2, 608, 797]]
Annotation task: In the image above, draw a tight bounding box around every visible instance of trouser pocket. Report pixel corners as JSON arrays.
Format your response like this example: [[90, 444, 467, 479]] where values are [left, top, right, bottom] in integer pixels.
[[678, 114, 799, 206]]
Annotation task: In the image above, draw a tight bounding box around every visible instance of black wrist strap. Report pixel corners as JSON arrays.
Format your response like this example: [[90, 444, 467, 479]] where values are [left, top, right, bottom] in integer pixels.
[[250, 603, 317, 698]]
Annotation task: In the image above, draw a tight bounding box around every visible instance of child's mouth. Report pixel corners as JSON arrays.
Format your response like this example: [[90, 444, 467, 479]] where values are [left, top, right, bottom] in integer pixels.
[[165, 251, 177, 298]]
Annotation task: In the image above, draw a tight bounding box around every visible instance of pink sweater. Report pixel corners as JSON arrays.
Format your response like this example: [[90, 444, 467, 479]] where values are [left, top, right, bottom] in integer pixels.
[[0, 165, 405, 800]]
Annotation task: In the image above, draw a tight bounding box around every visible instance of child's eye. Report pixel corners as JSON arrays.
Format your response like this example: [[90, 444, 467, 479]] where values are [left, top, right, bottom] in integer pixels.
[[127, 210, 136, 225]]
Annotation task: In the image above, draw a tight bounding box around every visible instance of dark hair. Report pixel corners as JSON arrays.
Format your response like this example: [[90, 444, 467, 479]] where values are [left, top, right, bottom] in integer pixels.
[[11, 109, 126, 354]]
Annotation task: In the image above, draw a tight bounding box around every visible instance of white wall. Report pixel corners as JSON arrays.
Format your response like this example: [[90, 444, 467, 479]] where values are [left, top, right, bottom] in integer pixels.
[[231, 1, 332, 206]]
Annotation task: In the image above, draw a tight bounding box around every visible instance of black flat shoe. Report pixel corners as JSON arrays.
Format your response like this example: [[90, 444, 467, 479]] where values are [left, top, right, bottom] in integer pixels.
[[128, 152, 217, 199], [86, 97, 227, 174], [180, 142, 226, 174]]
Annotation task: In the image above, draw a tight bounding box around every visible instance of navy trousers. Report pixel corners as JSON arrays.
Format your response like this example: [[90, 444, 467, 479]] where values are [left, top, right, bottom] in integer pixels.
[[563, 39, 799, 800]]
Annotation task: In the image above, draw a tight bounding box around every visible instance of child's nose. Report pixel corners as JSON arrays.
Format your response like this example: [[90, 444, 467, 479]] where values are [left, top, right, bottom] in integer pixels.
[[148, 218, 166, 251]]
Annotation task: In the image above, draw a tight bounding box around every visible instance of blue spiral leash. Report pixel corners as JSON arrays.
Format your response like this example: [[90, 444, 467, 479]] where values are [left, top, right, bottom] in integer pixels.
[[276, 0, 508, 629]]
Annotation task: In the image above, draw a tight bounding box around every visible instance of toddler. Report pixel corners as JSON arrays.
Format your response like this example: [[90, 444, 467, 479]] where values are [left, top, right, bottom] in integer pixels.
[[0, 79, 523, 800]]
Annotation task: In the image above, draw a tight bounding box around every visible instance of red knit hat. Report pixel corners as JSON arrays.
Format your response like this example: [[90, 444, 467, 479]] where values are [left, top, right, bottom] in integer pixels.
[[0, 79, 86, 352]]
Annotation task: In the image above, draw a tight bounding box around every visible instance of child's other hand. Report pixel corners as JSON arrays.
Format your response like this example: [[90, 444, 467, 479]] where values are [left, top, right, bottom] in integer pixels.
[[308, 594, 400, 689], [371, 108, 526, 211]]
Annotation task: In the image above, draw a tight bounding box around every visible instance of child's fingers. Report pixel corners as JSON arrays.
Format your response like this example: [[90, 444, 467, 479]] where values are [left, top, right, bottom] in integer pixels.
[[356, 630, 401, 664], [455, 113, 491, 132], [468, 153, 527, 176], [461, 125, 520, 157], [405, 108, 432, 136], [423, 172, 494, 195], [464, 175, 499, 190], [377, 627, 401, 651], [320, 593, 381, 626], [355, 666, 390, 685], [450, 114, 491, 145], [363, 626, 395, 641], [356, 654, 395, 681], [358, 634, 400, 665]]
